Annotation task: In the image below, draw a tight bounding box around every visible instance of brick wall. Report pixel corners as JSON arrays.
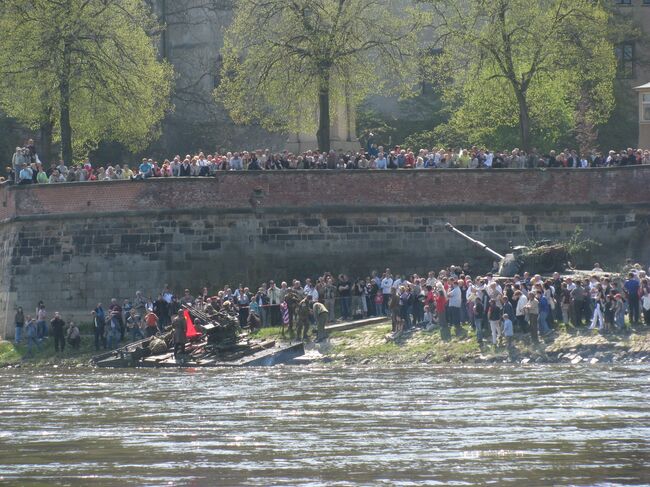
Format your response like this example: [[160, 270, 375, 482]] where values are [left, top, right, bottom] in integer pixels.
[[0, 167, 649, 338], [1, 166, 649, 218]]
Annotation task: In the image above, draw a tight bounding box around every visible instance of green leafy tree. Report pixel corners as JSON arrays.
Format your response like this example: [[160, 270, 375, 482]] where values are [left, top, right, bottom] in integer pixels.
[[0, 0, 174, 164], [427, 0, 616, 152], [217, 0, 428, 152]]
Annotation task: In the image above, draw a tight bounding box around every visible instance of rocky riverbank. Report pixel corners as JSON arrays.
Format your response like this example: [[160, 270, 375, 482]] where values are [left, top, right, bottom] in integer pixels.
[[3, 321, 650, 368], [319, 322, 650, 366]]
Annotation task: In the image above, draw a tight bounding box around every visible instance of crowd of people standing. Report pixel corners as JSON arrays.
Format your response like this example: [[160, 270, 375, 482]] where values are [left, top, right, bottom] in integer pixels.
[[6, 140, 650, 186], [13, 261, 650, 356]]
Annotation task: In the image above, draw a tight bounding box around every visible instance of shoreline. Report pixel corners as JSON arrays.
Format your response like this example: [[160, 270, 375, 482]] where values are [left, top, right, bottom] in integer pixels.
[[2, 321, 650, 369], [321, 321, 650, 366]]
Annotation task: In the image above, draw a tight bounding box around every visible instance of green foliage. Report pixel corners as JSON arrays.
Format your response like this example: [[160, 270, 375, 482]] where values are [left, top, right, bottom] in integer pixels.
[[217, 0, 429, 146], [328, 322, 483, 363], [0, 333, 98, 366], [0, 340, 23, 365], [564, 227, 602, 266], [524, 226, 602, 269], [356, 106, 397, 148], [598, 80, 640, 150], [426, 0, 617, 151], [249, 326, 285, 341], [0, 0, 174, 161], [402, 130, 437, 151], [357, 88, 446, 149]]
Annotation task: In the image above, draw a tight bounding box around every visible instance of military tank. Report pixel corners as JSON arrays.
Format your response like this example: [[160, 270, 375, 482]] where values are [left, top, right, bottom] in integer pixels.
[[91, 304, 304, 368], [444, 222, 570, 276]]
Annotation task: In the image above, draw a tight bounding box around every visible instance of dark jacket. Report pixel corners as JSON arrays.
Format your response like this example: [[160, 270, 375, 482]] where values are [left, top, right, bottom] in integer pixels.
[[93, 316, 105, 335], [51, 317, 66, 335], [474, 301, 485, 320], [487, 306, 502, 321]]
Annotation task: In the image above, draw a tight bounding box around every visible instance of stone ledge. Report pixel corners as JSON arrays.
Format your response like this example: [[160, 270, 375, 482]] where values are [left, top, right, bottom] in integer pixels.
[[1, 202, 647, 226]]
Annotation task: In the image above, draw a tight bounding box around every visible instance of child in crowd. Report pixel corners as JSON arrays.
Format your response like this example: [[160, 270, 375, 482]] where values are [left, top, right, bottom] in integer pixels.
[[614, 294, 626, 329], [502, 313, 514, 350], [422, 305, 434, 331]]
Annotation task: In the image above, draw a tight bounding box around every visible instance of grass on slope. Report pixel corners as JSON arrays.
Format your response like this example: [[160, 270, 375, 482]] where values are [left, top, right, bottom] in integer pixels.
[[0, 336, 98, 367]]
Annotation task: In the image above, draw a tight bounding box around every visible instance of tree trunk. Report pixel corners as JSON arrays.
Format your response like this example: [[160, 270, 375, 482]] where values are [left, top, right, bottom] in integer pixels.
[[39, 110, 54, 166], [515, 90, 531, 153], [316, 73, 330, 153], [59, 42, 73, 165]]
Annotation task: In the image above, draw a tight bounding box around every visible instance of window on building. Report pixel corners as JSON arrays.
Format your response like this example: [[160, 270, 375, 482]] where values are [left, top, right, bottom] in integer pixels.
[[615, 42, 635, 78], [615, 0, 631, 4], [643, 94, 650, 122]]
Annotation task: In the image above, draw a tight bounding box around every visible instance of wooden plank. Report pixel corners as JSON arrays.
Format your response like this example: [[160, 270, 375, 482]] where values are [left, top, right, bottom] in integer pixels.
[[325, 316, 386, 333]]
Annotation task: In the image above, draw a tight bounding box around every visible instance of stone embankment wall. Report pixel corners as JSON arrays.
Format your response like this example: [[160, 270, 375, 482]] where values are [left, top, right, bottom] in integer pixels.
[[1, 167, 649, 337]]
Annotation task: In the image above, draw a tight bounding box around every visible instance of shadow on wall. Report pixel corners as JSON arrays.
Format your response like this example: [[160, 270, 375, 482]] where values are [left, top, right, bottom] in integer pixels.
[[626, 217, 650, 265]]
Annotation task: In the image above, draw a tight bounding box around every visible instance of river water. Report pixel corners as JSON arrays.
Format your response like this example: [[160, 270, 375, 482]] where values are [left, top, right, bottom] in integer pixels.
[[0, 365, 648, 486]]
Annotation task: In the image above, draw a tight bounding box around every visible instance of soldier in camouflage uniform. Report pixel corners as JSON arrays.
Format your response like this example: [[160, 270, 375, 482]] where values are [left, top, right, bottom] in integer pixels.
[[295, 295, 313, 341], [283, 287, 303, 334], [312, 301, 329, 342]]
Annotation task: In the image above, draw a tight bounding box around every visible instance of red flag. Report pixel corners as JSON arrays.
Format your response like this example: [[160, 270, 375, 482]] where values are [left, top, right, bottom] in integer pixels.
[[183, 309, 201, 340]]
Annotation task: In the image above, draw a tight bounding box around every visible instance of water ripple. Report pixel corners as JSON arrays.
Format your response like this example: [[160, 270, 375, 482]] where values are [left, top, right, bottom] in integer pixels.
[[0, 365, 648, 486]]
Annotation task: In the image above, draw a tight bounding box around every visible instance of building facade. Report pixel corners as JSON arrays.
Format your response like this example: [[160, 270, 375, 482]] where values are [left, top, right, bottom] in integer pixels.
[[613, 0, 650, 149], [635, 83, 650, 148], [149, 0, 650, 153]]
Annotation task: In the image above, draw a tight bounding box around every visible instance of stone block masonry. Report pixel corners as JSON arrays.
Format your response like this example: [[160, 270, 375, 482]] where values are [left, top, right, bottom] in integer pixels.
[[0, 167, 649, 338]]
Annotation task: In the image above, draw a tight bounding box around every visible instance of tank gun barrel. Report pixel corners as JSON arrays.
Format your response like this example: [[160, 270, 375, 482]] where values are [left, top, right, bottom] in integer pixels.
[[444, 223, 505, 261]]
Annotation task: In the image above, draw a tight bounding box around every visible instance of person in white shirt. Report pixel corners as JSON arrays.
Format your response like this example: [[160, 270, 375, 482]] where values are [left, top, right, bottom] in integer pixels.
[[375, 152, 387, 169], [484, 151, 494, 168], [447, 281, 462, 327], [515, 290, 528, 332], [303, 279, 319, 301], [565, 277, 576, 292], [391, 275, 401, 289], [380, 275, 393, 315], [229, 152, 243, 171]]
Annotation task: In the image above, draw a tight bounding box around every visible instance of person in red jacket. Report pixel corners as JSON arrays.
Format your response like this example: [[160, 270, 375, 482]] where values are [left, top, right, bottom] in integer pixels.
[[435, 290, 447, 328]]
